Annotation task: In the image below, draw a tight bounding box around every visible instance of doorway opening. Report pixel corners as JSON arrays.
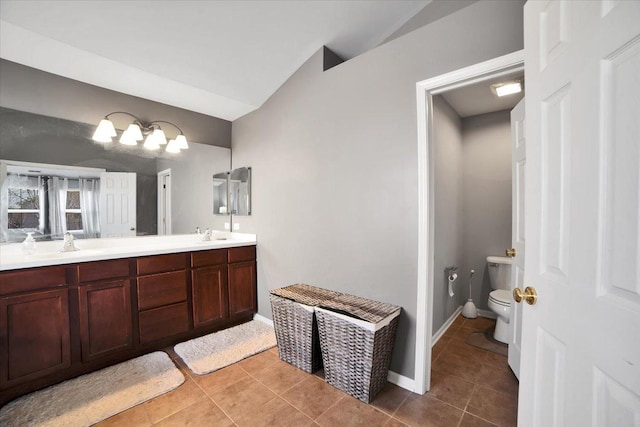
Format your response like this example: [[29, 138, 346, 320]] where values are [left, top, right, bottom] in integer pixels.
[[157, 169, 172, 235], [414, 50, 524, 394]]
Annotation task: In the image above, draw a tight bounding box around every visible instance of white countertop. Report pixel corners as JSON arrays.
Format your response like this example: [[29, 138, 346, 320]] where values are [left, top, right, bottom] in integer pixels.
[[0, 232, 257, 271]]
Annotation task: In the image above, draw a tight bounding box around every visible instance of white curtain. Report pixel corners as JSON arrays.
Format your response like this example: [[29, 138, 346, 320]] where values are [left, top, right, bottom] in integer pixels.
[[79, 178, 100, 238], [48, 177, 68, 238]]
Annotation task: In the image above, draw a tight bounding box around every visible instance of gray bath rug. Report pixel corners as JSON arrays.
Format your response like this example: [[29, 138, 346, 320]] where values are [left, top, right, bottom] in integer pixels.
[[0, 351, 184, 427], [174, 320, 276, 375], [465, 326, 509, 356]]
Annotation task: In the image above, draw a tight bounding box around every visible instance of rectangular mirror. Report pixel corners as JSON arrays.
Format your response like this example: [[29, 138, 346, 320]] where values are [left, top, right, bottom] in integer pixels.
[[213, 172, 229, 215], [229, 167, 251, 216], [1, 107, 232, 241]]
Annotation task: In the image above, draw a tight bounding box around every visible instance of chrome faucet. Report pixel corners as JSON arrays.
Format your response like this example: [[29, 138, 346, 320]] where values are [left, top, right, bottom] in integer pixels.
[[202, 228, 212, 241], [60, 232, 78, 252]]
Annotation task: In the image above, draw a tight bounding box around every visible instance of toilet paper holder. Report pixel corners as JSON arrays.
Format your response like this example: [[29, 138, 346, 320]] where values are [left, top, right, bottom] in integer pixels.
[[445, 266, 458, 280]]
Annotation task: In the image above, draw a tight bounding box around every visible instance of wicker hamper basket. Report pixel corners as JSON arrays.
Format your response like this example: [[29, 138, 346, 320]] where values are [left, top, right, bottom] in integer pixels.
[[269, 284, 340, 373], [315, 294, 401, 403]]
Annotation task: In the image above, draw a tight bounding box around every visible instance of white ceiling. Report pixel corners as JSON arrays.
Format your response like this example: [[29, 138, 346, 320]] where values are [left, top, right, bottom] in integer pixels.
[[441, 71, 525, 118], [0, 0, 429, 121]]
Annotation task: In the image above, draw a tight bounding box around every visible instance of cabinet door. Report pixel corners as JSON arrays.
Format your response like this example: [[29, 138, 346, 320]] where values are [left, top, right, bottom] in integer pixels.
[[228, 260, 257, 318], [78, 280, 133, 362], [192, 265, 228, 328], [0, 289, 71, 388]]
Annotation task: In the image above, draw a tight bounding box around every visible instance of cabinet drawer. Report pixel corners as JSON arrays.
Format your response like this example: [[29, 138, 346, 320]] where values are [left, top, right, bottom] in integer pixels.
[[0, 266, 67, 296], [78, 259, 130, 283], [137, 271, 187, 311], [137, 253, 186, 275], [191, 249, 227, 268], [228, 246, 256, 263], [138, 302, 189, 344]]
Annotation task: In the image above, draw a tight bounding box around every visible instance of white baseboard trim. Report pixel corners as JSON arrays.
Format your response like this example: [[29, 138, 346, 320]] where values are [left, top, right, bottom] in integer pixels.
[[431, 306, 462, 345], [477, 309, 497, 319], [253, 313, 274, 327], [387, 370, 415, 392]]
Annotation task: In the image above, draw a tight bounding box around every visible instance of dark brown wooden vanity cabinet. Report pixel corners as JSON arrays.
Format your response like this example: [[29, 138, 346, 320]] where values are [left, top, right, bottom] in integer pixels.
[[77, 259, 133, 362], [0, 266, 71, 389], [191, 249, 228, 328], [136, 253, 189, 344], [228, 246, 257, 319]]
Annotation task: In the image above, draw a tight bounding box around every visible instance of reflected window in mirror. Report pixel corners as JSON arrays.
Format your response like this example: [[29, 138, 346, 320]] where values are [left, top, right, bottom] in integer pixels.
[[7, 175, 44, 235], [1, 162, 103, 242]]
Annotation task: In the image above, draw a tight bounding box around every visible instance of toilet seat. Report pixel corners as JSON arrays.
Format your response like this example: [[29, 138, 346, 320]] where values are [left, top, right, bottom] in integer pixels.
[[489, 289, 511, 307]]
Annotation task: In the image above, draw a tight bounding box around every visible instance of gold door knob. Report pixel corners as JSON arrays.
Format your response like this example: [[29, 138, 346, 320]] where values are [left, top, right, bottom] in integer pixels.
[[513, 286, 538, 305], [506, 248, 517, 258]]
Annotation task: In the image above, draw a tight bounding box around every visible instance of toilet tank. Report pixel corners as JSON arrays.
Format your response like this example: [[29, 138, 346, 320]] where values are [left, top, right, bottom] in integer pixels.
[[486, 256, 513, 290]]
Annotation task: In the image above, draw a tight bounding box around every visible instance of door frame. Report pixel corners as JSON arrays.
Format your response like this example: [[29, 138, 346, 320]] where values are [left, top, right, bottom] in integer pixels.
[[414, 49, 524, 394], [157, 168, 172, 235]]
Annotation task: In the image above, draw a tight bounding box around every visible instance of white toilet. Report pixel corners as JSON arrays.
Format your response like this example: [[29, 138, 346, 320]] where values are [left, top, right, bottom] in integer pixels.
[[486, 256, 513, 344]]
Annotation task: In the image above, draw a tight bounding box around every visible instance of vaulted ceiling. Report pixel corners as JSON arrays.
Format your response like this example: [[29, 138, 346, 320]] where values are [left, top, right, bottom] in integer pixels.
[[0, 1, 429, 121]]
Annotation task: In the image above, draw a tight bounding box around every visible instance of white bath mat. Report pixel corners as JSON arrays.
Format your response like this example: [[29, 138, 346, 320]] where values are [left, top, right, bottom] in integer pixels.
[[0, 351, 184, 427], [174, 320, 276, 375]]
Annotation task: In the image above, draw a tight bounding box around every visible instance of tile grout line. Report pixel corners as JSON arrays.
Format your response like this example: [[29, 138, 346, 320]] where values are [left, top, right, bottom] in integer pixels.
[[388, 390, 413, 419], [275, 381, 329, 425], [198, 380, 241, 425], [236, 358, 307, 397], [144, 375, 202, 424], [188, 363, 251, 425], [235, 359, 317, 424], [311, 394, 348, 423], [462, 383, 476, 413]]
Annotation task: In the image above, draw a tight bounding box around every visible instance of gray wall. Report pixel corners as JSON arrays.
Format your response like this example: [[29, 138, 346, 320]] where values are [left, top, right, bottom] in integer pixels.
[[461, 110, 512, 311], [231, 0, 525, 379], [432, 96, 465, 334], [0, 59, 231, 148]]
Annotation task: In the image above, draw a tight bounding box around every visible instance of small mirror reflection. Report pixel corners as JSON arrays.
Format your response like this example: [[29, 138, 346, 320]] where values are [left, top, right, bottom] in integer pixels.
[[213, 172, 229, 216], [229, 167, 251, 216], [213, 167, 251, 217]]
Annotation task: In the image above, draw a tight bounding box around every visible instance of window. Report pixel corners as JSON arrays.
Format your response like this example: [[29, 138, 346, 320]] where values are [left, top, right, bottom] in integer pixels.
[[7, 176, 42, 232], [65, 189, 83, 231]]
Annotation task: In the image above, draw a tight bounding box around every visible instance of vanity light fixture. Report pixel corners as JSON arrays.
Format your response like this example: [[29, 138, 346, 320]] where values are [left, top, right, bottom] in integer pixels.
[[490, 80, 522, 97], [92, 112, 189, 153]]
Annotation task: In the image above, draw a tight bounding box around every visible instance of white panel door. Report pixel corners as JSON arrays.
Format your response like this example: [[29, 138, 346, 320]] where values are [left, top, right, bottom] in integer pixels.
[[99, 172, 136, 238], [520, 1, 640, 426], [508, 98, 525, 380]]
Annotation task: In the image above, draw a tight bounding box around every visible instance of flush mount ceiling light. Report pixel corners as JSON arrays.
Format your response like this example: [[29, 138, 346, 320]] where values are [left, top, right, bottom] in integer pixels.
[[92, 112, 189, 153], [490, 80, 522, 97]]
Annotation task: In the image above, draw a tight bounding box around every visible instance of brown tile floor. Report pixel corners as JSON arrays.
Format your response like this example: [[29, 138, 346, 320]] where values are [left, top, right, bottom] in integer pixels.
[[96, 315, 518, 427]]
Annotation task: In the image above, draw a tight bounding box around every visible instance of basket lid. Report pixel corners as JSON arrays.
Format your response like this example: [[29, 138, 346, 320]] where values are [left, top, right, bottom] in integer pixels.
[[321, 294, 401, 324], [270, 284, 341, 306], [271, 283, 402, 324]]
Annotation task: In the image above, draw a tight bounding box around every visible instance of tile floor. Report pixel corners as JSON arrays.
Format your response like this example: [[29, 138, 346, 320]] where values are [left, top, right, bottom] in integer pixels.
[[96, 315, 518, 427]]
